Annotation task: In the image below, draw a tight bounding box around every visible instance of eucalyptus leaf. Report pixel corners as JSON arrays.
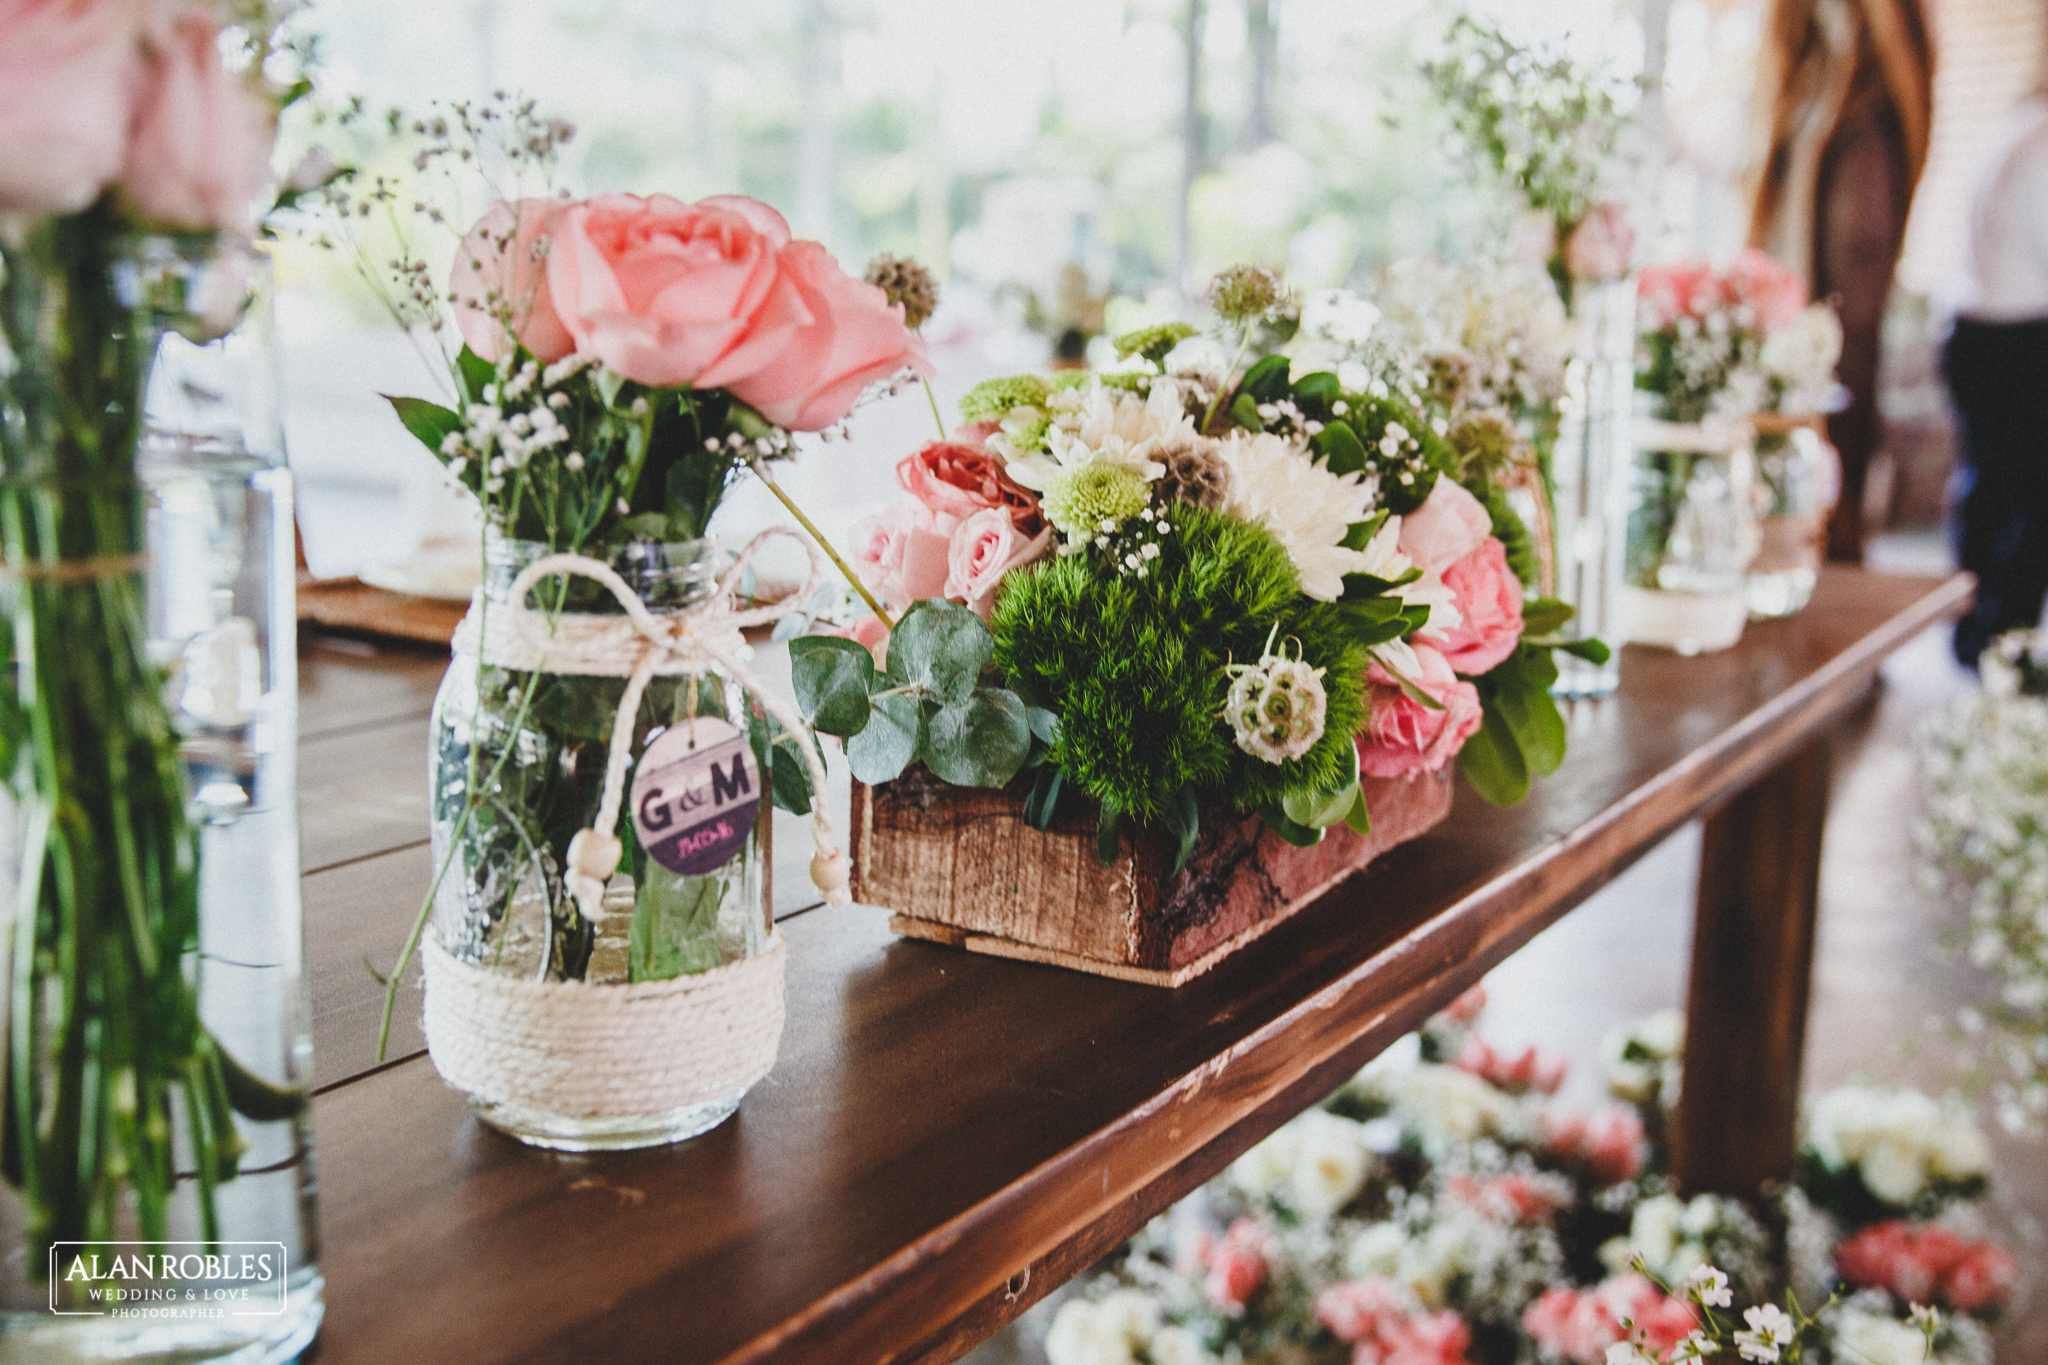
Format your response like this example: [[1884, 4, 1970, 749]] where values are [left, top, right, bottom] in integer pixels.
[[845, 692, 922, 784], [1027, 706, 1061, 746], [887, 601, 990, 704], [924, 689, 1032, 788], [770, 741, 814, 815], [788, 636, 876, 737]]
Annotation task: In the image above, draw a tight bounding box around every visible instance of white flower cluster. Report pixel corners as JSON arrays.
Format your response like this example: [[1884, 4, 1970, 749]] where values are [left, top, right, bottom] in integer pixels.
[[1228, 1109, 1377, 1219], [1599, 1192, 1770, 1300], [1759, 304, 1843, 417], [441, 357, 596, 493], [1044, 1287, 1217, 1365], [1369, 258, 1572, 415], [1344, 1185, 1568, 1327], [1602, 1008, 1685, 1108], [1801, 1086, 1992, 1208], [1917, 629, 2048, 1128], [1825, 1292, 1991, 1365], [1348, 1059, 1533, 1159]]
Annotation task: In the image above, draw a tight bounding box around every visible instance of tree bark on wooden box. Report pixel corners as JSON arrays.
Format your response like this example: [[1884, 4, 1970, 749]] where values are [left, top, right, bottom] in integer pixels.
[[850, 768, 1456, 986]]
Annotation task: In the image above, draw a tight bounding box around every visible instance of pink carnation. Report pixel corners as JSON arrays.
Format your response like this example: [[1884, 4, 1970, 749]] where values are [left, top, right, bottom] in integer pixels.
[[1721, 247, 1807, 333], [1357, 644, 1483, 779], [1445, 1172, 1567, 1224], [1454, 1035, 1566, 1096], [1943, 1241, 2020, 1315], [1376, 1311, 1474, 1365], [1436, 537, 1524, 676], [1317, 1278, 1412, 1344], [1319, 1281, 1474, 1365], [1835, 1221, 2018, 1315], [1637, 260, 1723, 329], [1202, 1218, 1270, 1314], [1542, 1106, 1647, 1187]]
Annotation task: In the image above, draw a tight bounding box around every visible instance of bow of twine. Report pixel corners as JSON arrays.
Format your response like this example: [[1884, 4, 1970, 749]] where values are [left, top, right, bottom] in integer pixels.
[[490, 527, 850, 922]]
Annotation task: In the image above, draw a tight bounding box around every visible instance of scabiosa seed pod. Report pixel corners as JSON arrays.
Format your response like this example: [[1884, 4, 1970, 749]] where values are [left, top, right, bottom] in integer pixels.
[[1225, 628, 1328, 763], [864, 253, 939, 331], [1210, 264, 1290, 328], [1154, 437, 1230, 511]]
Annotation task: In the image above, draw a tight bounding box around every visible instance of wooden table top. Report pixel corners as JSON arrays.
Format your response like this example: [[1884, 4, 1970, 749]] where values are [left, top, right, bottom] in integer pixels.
[[297, 567, 1970, 1365]]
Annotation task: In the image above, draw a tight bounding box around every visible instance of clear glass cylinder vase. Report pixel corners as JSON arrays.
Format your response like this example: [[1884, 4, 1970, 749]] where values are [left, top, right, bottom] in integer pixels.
[[0, 228, 319, 1360], [1746, 416, 1835, 619], [1548, 277, 1637, 697], [1621, 416, 1760, 656], [426, 535, 775, 1150]]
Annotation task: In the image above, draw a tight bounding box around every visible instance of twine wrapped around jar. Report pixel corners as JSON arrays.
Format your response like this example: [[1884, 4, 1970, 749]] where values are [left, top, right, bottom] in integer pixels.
[[427, 526, 844, 1124]]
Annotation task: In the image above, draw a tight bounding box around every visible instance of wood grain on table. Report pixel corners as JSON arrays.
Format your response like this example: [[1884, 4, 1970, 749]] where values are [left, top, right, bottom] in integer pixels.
[[294, 569, 1970, 1365]]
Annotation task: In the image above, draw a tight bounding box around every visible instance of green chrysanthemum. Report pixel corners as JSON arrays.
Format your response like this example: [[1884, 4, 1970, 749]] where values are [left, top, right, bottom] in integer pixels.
[[960, 375, 1055, 424], [1042, 463, 1150, 541]]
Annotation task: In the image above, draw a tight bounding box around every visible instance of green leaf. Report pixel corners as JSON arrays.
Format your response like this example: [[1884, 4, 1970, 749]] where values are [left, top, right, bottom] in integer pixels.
[[1292, 370, 1341, 408], [1230, 392, 1264, 432], [886, 600, 991, 704], [384, 395, 463, 457], [1159, 786, 1201, 875], [1558, 637, 1612, 664], [770, 741, 814, 815], [1284, 780, 1364, 830], [1520, 597, 1574, 637], [845, 692, 922, 784], [1256, 800, 1326, 848], [1241, 353, 1293, 403], [1372, 649, 1446, 710], [1027, 706, 1061, 746], [1024, 765, 1064, 830], [1458, 705, 1531, 806], [1317, 421, 1367, 477], [924, 688, 1032, 788], [1341, 566, 1421, 601], [1340, 511, 1391, 551], [1096, 799, 1122, 866], [455, 346, 496, 406], [788, 636, 877, 737], [1492, 678, 1567, 778], [1342, 786, 1373, 836]]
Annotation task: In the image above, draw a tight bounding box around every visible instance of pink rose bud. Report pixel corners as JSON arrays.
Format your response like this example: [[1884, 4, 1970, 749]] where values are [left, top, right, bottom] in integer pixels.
[[450, 199, 576, 364], [850, 505, 949, 613], [942, 507, 1051, 619], [1563, 202, 1634, 282], [1436, 537, 1524, 676], [0, 0, 141, 214], [120, 8, 275, 232], [1397, 478, 1493, 577]]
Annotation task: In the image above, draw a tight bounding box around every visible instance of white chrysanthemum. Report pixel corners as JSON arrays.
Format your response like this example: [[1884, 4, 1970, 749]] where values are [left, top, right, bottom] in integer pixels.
[[1215, 430, 1380, 601], [1001, 380, 1188, 492], [1285, 1110, 1375, 1218]]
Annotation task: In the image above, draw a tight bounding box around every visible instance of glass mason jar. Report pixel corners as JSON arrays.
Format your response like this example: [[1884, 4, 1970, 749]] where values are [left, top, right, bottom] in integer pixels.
[[1621, 414, 1760, 656], [1548, 277, 1636, 697], [427, 535, 774, 1150], [1746, 415, 1835, 619], [0, 229, 320, 1359]]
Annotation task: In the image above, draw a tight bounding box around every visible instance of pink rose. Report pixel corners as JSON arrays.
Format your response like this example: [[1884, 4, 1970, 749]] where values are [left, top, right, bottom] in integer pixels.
[[547, 192, 810, 391], [1543, 1107, 1646, 1186], [449, 199, 575, 364], [1436, 537, 1523, 676], [120, 8, 274, 231], [1202, 1218, 1269, 1314], [1563, 202, 1634, 282], [1445, 1172, 1565, 1224], [1638, 260, 1722, 328], [0, 0, 140, 214], [1397, 478, 1492, 576], [897, 440, 1045, 537], [1722, 246, 1808, 333], [724, 237, 932, 431], [1378, 1311, 1473, 1365], [1356, 644, 1483, 779], [1942, 1242, 2019, 1314], [952, 418, 1002, 446], [943, 507, 1052, 619], [850, 505, 948, 612], [1836, 1223, 1934, 1302]]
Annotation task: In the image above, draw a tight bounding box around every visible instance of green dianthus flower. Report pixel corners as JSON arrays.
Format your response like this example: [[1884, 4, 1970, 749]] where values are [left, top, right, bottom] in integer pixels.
[[1042, 463, 1150, 541]]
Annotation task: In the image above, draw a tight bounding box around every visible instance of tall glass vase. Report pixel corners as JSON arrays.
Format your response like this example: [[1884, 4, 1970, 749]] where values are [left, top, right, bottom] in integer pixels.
[[0, 220, 319, 1361], [1548, 277, 1636, 697]]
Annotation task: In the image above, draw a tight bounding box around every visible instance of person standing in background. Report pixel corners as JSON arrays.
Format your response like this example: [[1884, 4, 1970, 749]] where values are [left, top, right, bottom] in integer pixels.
[[1944, 92, 2048, 666], [1747, 0, 1934, 563]]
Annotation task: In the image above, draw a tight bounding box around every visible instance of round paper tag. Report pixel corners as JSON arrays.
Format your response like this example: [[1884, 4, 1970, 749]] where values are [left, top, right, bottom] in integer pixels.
[[630, 717, 761, 877]]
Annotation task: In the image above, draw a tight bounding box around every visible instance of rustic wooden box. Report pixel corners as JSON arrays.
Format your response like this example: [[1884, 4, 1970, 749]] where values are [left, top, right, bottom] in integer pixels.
[[850, 768, 1456, 986]]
